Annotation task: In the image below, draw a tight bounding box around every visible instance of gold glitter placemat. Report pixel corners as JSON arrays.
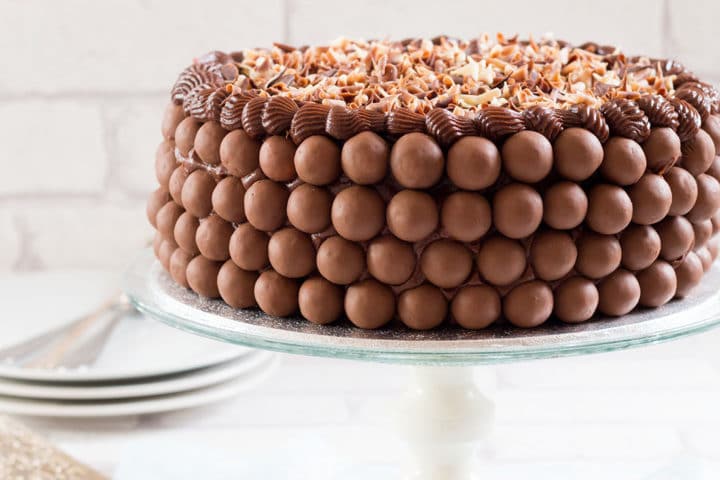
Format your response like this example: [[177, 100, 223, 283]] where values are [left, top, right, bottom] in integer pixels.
[[0, 415, 107, 480]]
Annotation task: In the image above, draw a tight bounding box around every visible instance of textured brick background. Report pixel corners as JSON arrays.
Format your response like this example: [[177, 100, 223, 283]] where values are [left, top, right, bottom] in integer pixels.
[[0, 0, 717, 271]]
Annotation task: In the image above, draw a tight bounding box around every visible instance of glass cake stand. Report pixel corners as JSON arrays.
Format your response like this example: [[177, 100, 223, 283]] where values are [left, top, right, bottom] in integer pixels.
[[125, 250, 720, 479]]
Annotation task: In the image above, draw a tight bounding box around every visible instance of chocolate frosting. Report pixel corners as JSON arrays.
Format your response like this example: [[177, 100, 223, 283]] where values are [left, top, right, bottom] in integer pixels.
[[600, 99, 651, 143], [425, 108, 476, 146], [171, 63, 224, 105], [387, 108, 426, 135], [326, 106, 366, 140], [474, 106, 525, 141], [636, 95, 679, 130], [290, 103, 331, 144], [558, 105, 609, 143], [670, 98, 702, 142], [262, 96, 298, 135], [523, 105, 564, 141], [675, 83, 713, 121], [220, 91, 259, 130], [241, 97, 268, 139]]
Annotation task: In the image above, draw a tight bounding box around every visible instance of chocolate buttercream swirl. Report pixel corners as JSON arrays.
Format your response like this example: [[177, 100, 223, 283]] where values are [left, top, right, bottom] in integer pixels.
[[636, 94, 679, 129], [600, 99, 651, 143], [203, 87, 230, 122], [326, 106, 366, 140], [558, 105, 610, 142], [675, 83, 712, 121], [474, 106, 525, 141], [387, 108, 427, 135], [425, 108, 476, 146], [183, 83, 214, 117], [220, 91, 259, 130], [523, 106, 564, 141], [241, 97, 268, 139], [171, 63, 223, 105], [358, 109, 388, 133], [261, 96, 298, 135], [669, 97, 702, 142], [290, 103, 331, 144], [673, 71, 699, 87]]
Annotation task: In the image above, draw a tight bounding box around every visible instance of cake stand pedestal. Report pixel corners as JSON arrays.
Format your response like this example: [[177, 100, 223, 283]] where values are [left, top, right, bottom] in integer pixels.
[[125, 250, 720, 480]]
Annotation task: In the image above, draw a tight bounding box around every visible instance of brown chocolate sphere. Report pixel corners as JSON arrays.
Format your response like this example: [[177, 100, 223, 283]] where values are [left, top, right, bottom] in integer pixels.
[[619, 224, 661, 271], [244, 180, 289, 232], [681, 129, 715, 176], [259, 135, 297, 182], [390, 132, 444, 188], [161, 103, 185, 140], [229, 223, 269, 271], [687, 174, 720, 222], [642, 127, 681, 173], [656, 216, 695, 261], [147, 187, 170, 228], [451, 285, 501, 329], [554, 276, 599, 323], [398, 284, 448, 330], [174, 211, 200, 255], [708, 236, 720, 260], [341, 131, 389, 184], [195, 215, 233, 261], [447, 136, 501, 190], [503, 281, 553, 328], [502, 130, 553, 183], [316, 236, 365, 285], [287, 184, 331, 234], [175, 117, 201, 156], [637, 260, 677, 307], [220, 130, 261, 177], [477, 236, 527, 286], [345, 279, 396, 329], [186, 255, 221, 298], [441, 192, 491, 242], [217, 260, 258, 308], [542, 181, 588, 230], [367, 236, 416, 285], [493, 183, 543, 239], [157, 240, 175, 272], [529, 230, 577, 281], [268, 228, 316, 278], [153, 233, 163, 259], [553, 127, 604, 181], [194, 121, 226, 165], [212, 176, 246, 224], [155, 141, 177, 188], [420, 240, 473, 289], [629, 174, 672, 225], [167, 166, 188, 205], [331, 186, 385, 241], [674, 251, 704, 298], [156, 201, 184, 238], [703, 115, 720, 154], [601, 137, 647, 185], [298, 277, 344, 325], [693, 219, 713, 249], [169, 249, 193, 288], [387, 190, 438, 242], [709, 157, 720, 182], [294, 135, 341, 186], [587, 184, 633, 234], [665, 167, 698, 216], [182, 169, 216, 219], [254, 270, 299, 317], [576, 233, 622, 279], [598, 269, 641, 316], [696, 247, 713, 272]]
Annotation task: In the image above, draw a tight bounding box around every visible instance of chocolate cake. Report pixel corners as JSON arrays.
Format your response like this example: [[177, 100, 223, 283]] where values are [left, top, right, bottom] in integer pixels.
[[148, 35, 720, 330]]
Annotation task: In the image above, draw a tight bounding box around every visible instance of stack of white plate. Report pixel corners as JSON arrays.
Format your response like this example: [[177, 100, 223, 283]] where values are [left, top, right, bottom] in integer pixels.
[[0, 270, 275, 418]]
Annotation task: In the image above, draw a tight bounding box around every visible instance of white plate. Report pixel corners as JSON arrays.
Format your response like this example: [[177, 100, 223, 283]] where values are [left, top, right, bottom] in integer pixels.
[[0, 270, 251, 382], [0, 351, 274, 400], [0, 354, 279, 417]]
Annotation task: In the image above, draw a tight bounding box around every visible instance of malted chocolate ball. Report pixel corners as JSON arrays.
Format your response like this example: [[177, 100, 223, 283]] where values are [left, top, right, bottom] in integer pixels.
[[298, 277, 344, 325], [503, 281, 554, 328], [259, 135, 297, 182], [316, 236, 365, 285], [664, 167, 698, 216], [387, 190, 438, 242], [155, 141, 177, 188], [637, 260, 677, 307], [169, 249, 194, 288], [217, 260, 258, 308], [687, 174, 720, 222], [708, 157, 720, 182], [244, 180, 289, 232], [182, 169, 216, 218], [477, 236, 527, 286], [674, 251, 704, 298], [530, 230, 577, 281], [147, 187, 170, 228], [212, 176, 246, 223], [587, 184, 633, 234], [161, 103, 185, 140], [421, 239, 473, 289], [447, 136, 501, 190], [287, 184, 332, 234], [175, 116, 201, 155], [153, 233, 163, 259], [173, 211, 200, 255], [229, 223, 269, 271], [576, 232, 622, 279], [367, 236, 416, 285], [331, 186, 385, 241], [681, 129, 715, 176], [345, 279, 396, 329], [642, 127, 681, 173], [601, 137, 647, 185], [629, 174, 672, 225], [656, 216, 695, 261], [268, 227, 316, 278], [553, 127, 604, 181], [157, 240, 175, 272], [441, 192, 492, 242], [697, 247, 713, 272], [294, 135, 341, 186], [196, 215, 233, 261], [220, 130, 261, 177], [493, 183, 543, 239], [341, 131, 389, 184], [708, 236, 720, 260], [542, 181, 588, 230], [168, 166, 188, 206], [451, 285, 501, 329], [502, 130, 553, 183], [693, 219, 713, 249], [254, 270, 299, 317], [194, 121, 226, 165], [398, 284, 448, 330], [598, 269, 641, 316], [390, 132, 444, 188], [554, 276, 599, 323], [703, 115, 720, 154], [186, 255, 221, 298], [619, 224, 661, 271], [156, 201, 184, 238]]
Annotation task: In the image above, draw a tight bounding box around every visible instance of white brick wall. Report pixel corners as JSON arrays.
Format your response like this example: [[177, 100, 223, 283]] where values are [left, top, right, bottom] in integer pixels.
[[0, 0, 718, 272]]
